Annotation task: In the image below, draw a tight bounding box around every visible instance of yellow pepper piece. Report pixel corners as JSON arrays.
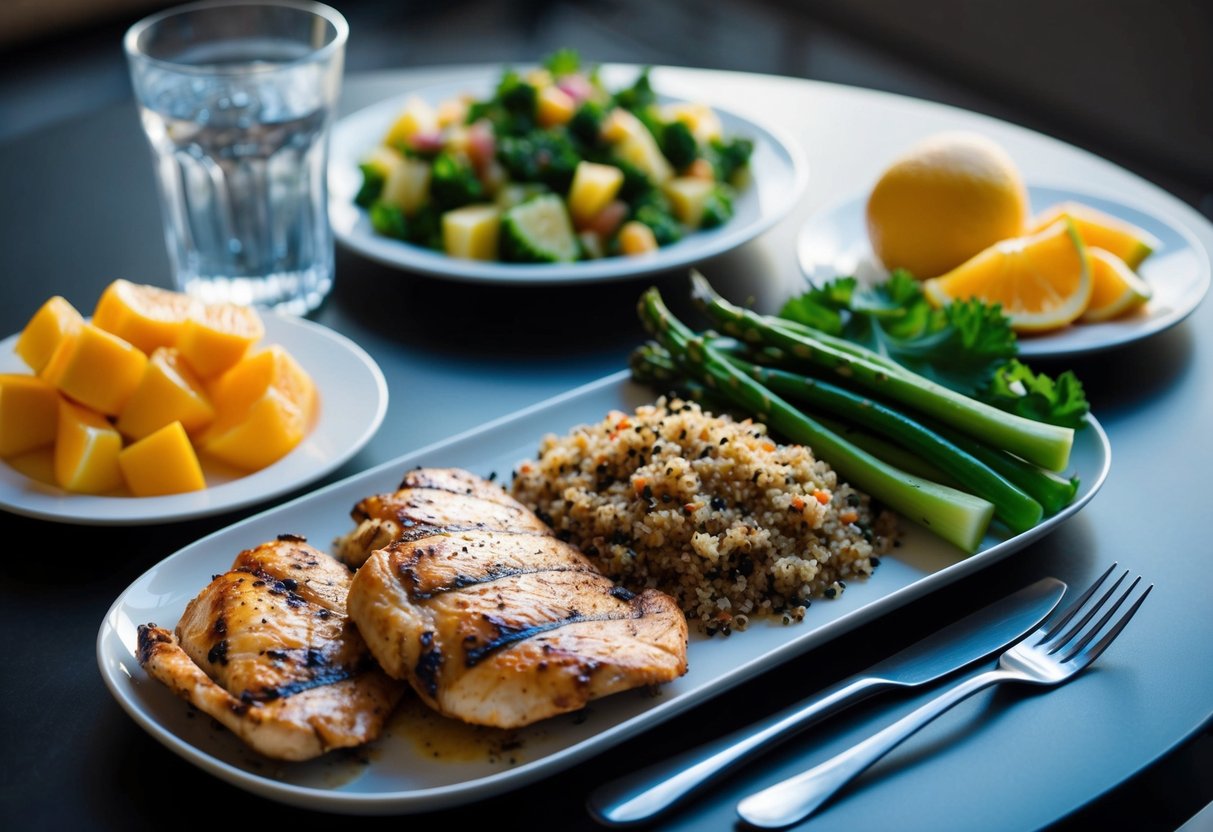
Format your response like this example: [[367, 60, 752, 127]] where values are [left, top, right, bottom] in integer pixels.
[[119, 421, 205, 497], [0, 374, 60, 457], [55, 399, 123, 494], [201, 345, 317, 472], [41, 323, 148, 416], [176, 302, 265, 379], [116, 347, 215, 441], [92, 279, 199, 355], [14, 296, 83, 374]]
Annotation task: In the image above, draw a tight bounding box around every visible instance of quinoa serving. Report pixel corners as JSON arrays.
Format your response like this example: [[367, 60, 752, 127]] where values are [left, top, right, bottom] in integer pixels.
[[510, 397, 898, 633]]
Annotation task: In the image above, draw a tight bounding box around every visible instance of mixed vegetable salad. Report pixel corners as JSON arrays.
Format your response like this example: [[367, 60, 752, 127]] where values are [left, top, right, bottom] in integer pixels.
[[354, 49, 755, 263]]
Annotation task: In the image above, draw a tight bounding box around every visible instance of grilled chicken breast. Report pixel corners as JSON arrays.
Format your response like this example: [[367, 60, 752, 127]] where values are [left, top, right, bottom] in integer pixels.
[[137, 535, 404, 761], [346, 471, 688, 729], [335, 467, 551, 568]]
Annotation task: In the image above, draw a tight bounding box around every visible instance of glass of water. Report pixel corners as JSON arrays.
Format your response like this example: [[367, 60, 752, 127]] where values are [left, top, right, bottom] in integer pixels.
[[125, 0, 348, 315]]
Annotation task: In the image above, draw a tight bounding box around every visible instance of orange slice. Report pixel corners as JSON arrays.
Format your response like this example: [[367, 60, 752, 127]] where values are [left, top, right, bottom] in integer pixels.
[[92, 279, 199, 355], [1080, 247, 1153, 322], [923, 219, 1092, 333], [176, 302, 265, 379], [1028, 202, 1160, 269]]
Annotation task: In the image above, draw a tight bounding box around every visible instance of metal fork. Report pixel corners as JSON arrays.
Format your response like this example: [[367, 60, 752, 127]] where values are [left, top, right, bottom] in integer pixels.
[[736, 564, 1152, 828]]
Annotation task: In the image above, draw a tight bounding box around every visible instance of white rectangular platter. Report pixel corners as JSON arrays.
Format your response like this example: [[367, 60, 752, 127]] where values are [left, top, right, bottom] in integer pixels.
[[97, 370, 1110, 814]]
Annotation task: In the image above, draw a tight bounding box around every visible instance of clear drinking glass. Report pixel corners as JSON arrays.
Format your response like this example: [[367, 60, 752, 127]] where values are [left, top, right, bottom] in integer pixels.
[[125, 0, 348, 315]]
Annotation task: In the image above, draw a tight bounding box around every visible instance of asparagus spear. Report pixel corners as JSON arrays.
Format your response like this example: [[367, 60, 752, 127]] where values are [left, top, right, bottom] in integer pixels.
[[638, 287, 995, 554], [725, 356, 1043, 533], [688, 271, 1074, 472]]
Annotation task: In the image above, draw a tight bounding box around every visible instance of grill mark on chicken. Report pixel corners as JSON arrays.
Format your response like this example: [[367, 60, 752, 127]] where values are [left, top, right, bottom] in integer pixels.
[[462, 604, 659, 667], [336, 479, 552, 568]]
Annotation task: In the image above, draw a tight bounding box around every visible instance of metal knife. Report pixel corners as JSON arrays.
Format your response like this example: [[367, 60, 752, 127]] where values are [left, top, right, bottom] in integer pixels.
[[586, 576, 1067, 827]]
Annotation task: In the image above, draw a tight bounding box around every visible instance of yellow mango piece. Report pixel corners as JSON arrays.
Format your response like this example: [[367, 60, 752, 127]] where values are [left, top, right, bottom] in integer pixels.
[[202, 345, 317, 472], [92, 279, 199, 355], [119, 421, 205, 497], [0, 374, 60, 457], [381, 155, 432, 217], [42, 323, 148, 416], [383, 95, 438, 149], [537, 84, 575, 127], [442, 204, 501, 260], [661, 102, 723, 144], [662, 176, 715, 229], [14, 296, 83, 374], [176, 303, 265, 379], [5, 446, 55, 486], [568, 161, 624, 226], [116, 348, 215, 440], [55, 399, 123, 494]]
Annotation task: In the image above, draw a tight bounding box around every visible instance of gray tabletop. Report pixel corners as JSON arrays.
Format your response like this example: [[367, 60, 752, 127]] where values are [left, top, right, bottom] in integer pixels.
[[1, 66, 1210, 830]]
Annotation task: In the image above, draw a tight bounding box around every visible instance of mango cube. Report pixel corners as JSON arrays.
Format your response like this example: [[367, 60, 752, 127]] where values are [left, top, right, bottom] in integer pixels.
[[116, 348, 215, 441], [55, 399, 123, 494], [118, 421, 205, 497], [381, 155, 433, 217], [42, 323, 148, 416], [568, 162, 625, 226], [442, 204, 501, 260], [537, 84, 575, 127], [176, 303, 265, 379], [14, 296, 83, 374], [0, 374, 60, 457], [663, 176, 716, 229], [201, 346, 317, 472], [92, 279, 199, 355], [383, 95, 438, 149]]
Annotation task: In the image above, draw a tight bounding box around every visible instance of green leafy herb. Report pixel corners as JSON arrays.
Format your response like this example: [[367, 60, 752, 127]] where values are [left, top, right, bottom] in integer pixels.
[[544, 48, 581, 77], [778, 270, 1088, 427]]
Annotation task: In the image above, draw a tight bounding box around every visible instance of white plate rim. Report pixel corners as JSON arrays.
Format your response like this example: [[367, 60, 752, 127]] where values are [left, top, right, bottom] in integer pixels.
[[0, 313, 388, 525], [96, 369, 1110, 813], [328, 68, 809, 285], [795, 183, 1211, 358]]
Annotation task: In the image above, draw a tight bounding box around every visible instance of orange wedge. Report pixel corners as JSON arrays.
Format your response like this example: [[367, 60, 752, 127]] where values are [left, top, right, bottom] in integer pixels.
[[923, 219, 1092, 333], [92, 279, 199, 355], [1028, 202, 1160, 269], [1080, 247, 1153, 322]]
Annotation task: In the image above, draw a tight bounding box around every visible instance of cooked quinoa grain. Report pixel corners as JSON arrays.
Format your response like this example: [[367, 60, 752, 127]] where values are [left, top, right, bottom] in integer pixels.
[[511, 398, 897, 632]]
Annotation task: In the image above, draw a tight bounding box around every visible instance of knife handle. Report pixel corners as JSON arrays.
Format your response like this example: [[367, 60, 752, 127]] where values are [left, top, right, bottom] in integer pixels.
[[586, 675, 893, 827]]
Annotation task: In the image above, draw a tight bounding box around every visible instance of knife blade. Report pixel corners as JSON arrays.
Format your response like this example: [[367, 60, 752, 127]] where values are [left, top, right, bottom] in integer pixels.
[[586, 576, 1067, 827]]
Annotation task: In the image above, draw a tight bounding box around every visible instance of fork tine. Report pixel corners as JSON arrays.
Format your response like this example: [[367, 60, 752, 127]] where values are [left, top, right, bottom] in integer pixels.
[[1059, 581, 1152, 665], [1036, 562, 1117, 645], [1046, 569, 1129, 655], [1057, 576, 1140, 661]]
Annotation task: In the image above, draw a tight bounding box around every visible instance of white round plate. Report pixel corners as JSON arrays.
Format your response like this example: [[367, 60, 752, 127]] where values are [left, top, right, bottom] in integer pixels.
[[328, 70, 808, 284], [0, 314, 387, 525], [797, 185, 1211, 357]]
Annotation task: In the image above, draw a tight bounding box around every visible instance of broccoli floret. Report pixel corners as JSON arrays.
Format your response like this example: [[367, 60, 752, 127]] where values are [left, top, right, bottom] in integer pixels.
[[497, 129, 582, 192], [355, 163, 386, 208], [614, 67, 656, 112], [700, 183, 735, 229], [568, 100, 607, 149], [369, 201, 442, 250], [634, 204, 682, 246], [544, 48, 581, 77], [612, 157, 656, 203], [660, 120, 698, 169], [466, 70, 539, 136], [369, 201, 407, 239], [708, 136, 754, 185], [429, 152, 484, 211]]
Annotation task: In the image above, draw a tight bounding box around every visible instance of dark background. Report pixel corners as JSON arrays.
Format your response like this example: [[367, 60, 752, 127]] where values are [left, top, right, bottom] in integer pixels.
[[1, 1, 1210, 829]]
